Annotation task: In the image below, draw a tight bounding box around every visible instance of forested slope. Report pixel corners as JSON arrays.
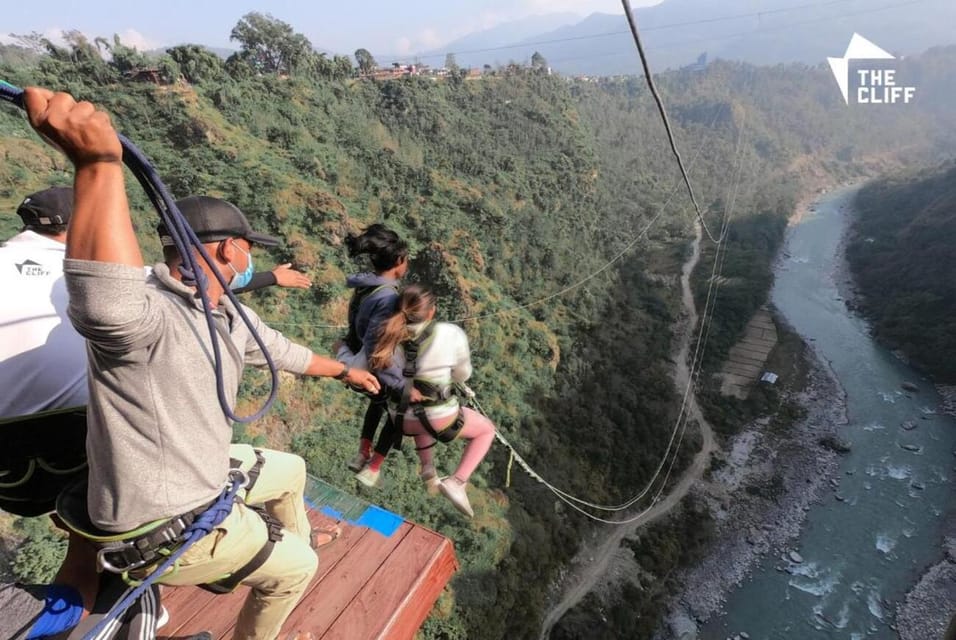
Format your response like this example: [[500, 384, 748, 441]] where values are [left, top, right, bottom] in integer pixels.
[[848, 161, 956, 382], [1, 22, 955, 638]]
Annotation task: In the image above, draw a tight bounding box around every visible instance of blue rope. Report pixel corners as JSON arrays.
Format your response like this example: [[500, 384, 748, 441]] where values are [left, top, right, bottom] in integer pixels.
[[80, 474, 248, 640], [0, 81, 278, 423]]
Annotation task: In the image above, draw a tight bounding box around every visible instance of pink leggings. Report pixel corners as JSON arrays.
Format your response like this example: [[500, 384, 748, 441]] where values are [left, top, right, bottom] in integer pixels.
[[401, 407, 495, 482]]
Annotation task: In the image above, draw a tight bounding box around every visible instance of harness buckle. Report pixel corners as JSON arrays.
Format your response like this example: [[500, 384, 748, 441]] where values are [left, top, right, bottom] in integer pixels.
[[97, 541, 149, 574], [227, 468, 250, 490]]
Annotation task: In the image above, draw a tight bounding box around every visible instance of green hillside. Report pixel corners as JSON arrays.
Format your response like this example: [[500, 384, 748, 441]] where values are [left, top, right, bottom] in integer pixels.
[[848, 161, 956, 382], [2, 18, 955, 638]]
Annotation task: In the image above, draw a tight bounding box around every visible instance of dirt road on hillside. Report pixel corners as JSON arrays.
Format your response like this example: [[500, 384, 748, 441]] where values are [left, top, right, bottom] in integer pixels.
[[538, 223, 717, 639]]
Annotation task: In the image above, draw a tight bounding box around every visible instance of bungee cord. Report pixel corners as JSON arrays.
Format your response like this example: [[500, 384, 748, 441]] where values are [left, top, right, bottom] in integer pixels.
[[621, 0, 723, 244], [473, 104, 751, 523]]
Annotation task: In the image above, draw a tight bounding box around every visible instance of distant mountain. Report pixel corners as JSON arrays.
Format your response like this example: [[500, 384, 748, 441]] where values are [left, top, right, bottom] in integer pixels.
[[370, 12, 581, 67], [423, 0, 956, 75]]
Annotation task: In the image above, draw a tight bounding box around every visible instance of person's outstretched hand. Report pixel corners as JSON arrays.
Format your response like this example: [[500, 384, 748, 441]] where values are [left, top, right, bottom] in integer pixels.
[[23, 87, 122, 167], [272, 263, 312, 289]]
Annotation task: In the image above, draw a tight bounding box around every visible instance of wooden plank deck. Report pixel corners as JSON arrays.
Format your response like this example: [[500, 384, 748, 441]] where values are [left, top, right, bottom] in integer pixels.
[[158, 508, 457, 640]]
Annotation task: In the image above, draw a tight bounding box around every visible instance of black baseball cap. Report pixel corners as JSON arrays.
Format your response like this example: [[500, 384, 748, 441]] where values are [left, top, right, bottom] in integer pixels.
[[17, 187, 73, 227], [158, 195, 280, 248]]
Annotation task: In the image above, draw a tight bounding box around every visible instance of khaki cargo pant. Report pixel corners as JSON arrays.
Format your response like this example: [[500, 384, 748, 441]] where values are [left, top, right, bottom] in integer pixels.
[[159, 445, 318, 640]]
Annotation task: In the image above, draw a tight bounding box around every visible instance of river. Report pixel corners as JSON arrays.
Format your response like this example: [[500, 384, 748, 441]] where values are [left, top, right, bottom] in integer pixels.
[[700, 185, 956, 639]]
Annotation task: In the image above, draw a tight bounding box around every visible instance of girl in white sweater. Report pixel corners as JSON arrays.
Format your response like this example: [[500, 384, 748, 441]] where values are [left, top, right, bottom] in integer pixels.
[[370, 285, 494, 517]]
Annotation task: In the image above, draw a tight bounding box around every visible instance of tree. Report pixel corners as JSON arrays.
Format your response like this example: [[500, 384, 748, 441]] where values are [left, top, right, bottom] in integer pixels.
[[167, 44, 224, 84], [354, 48, 377, 75], [445, 52, 459, 72], [10, 31, 48, 53], [331, 54, 354, 80], [156, 54, 182, 84], [106, 34, 149, 76], [230, 12, 313, 75], [531, 50, 549, 74]]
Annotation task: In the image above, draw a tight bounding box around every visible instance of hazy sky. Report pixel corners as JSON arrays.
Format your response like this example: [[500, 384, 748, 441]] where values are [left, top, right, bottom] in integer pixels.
[[2, 0, 662, 56]]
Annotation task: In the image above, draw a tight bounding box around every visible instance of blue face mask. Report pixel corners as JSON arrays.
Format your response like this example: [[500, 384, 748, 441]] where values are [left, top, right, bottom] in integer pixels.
[[227, 240, 254, 290]]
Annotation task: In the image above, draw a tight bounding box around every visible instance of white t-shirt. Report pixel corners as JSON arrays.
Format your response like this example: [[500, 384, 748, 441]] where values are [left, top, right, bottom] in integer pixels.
[[0, 231, 88, 418]]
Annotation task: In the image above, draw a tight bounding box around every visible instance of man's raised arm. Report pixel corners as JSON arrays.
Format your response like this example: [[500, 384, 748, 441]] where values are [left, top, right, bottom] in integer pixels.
[[24, 88, 143, 267]]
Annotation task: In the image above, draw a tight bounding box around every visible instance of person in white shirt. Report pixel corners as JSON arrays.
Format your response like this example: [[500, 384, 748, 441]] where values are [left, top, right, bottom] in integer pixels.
[[370, 284, 495, 518], [0, 186, 87, 418]]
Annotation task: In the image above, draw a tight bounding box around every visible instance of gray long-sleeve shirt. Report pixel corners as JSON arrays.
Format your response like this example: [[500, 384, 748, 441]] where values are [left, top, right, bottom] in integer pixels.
[[64, 259, 312, 532]]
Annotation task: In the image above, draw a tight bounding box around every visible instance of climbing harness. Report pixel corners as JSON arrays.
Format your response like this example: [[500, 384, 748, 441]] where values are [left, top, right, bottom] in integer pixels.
[[393, 322, 468, 447], [62, 454, 283, 638], [67, 469, 248, 640], [0, 80, 278, 424], [55, 451, 276, 586]]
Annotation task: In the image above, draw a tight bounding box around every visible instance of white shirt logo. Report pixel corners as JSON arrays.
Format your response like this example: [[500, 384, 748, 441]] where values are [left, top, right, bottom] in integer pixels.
[[15, 259, 52, 277]]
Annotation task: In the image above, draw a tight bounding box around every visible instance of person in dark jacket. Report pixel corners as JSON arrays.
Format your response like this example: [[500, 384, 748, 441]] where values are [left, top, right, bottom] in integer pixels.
[[335, 224, 408, 487]]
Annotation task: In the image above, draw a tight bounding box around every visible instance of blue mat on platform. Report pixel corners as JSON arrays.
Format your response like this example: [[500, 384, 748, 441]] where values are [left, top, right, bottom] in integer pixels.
[[304, 474, 404, 537]]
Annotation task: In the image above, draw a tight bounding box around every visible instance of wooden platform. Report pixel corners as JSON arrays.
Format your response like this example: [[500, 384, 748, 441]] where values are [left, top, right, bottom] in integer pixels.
[[158, 508, 457, 640]]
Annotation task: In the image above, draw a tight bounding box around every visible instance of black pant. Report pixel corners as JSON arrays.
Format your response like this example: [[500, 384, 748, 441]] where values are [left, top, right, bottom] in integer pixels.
[[361, 395, 400, 456]]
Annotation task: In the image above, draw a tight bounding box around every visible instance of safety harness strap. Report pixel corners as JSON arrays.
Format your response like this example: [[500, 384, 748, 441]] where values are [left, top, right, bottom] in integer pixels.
[[394, 322, 465, 445], [80, 470, 249, 640], [412, 405, 465, 443], [95, 500, 216, 574], [199, 503, 283, 594], [88, 450, 270, 576]]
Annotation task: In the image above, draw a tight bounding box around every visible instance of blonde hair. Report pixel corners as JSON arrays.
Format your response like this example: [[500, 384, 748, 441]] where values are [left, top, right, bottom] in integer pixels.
[[370, 284, 436, 371]]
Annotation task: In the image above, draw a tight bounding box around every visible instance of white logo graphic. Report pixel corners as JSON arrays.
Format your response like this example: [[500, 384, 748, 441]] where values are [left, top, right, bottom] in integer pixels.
[[827, 33, 915, 105], [15, 259, 51, 276]]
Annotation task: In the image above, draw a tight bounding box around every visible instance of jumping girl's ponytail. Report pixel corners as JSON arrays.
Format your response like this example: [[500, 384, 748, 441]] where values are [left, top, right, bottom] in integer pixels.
[[345, 224, 408, 272], [371, 285, 435, 370]]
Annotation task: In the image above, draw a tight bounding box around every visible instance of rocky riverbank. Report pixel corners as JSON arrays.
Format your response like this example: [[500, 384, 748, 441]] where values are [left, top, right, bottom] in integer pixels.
[[896, 516, 956, 640], [663, 345, 848, 639], [892, 384, 956, 639]]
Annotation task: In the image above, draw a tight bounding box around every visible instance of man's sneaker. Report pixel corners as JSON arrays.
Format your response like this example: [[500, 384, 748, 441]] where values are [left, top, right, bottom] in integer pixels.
[[420, 464, 440, 495], [439, 477, 474, 518], [156, 605, 170, 630], [347, 452, 370, 473], [356, 465, 381, 488]]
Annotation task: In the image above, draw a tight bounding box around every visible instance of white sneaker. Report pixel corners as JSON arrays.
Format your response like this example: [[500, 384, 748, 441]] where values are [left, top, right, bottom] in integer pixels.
[[439, 477, 474, 518], [420, 464, 440, 495], [356, 466, 381, 488]]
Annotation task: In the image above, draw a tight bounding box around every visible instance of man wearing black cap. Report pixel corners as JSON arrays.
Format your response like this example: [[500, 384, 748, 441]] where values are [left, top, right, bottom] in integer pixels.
[[1, 189, 311, 419], [20, 87, 381, 640]]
